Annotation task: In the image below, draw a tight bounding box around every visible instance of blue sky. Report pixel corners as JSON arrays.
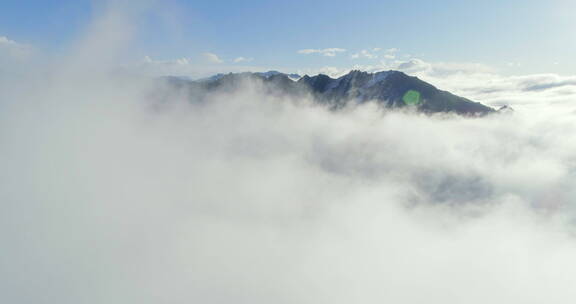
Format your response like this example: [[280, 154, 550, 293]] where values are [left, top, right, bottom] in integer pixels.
[[1, 0, 574, 75]]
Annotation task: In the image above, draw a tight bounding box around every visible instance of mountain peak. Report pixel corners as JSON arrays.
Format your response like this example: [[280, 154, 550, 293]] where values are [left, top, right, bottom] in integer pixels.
[[176, 70, 495, 116]]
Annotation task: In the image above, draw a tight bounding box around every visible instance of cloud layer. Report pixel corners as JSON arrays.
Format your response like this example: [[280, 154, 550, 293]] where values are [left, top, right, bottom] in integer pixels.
[[4, 52, 576, 304], [3, 8, 576, 304], [298, 48, 347, 57]]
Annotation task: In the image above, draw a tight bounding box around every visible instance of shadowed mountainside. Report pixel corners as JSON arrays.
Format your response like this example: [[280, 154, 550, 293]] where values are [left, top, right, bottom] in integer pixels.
[[162, 70, 496, 116]]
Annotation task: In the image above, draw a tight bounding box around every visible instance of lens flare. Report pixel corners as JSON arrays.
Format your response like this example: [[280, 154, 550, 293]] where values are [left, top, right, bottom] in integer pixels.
[[403, 90, 422, 106]]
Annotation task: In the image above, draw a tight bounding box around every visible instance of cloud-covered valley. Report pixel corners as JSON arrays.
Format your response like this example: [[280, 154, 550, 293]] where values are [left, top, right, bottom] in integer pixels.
[[3, 9, 576, 304]]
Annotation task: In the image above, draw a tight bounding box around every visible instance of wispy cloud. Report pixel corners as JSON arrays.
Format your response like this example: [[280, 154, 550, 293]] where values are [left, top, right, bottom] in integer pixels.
[[297, 48, 346, 57], [143, 55, 192, 65], [351, 49, 379, 59], [0, 35, 32, 66], [203, 52, 223, 63], [0, 36, 18, 46], [137, 55, 268, 79], [233, 56, 253, 63], [351, 48, 398, 60]]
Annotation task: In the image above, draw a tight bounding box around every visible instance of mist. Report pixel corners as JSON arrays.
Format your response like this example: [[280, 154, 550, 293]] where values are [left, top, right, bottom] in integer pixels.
[[3, 5, 576, 304]]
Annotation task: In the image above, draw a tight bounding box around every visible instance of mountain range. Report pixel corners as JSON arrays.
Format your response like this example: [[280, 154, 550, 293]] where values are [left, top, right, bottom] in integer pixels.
[[163, 70, 497, 116]]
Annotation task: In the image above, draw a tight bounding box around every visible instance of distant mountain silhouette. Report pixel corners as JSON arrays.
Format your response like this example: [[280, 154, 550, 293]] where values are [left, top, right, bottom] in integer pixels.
[[163, 70, 495, 115]]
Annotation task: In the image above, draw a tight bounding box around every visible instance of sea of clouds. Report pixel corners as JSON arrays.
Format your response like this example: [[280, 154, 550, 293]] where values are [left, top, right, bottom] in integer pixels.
[[3, 4, 576, 304]]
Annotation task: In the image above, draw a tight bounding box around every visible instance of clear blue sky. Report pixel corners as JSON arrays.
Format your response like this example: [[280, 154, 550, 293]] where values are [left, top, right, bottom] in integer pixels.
[[1, 0, 574, 74]]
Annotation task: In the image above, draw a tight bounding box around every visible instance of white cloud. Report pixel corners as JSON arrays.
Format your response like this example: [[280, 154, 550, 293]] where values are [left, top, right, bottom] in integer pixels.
[[5, 56, 576, 303], [0, 36, 18, 45], [6, 8, 576, 302], [506, 62, 522, 68], [382, 59, 576, 108], [0, 35, 32, 67], [175, 57, 190, 65], [297, 48, 346, 57], [142, 55, 193, 66], [203, 52, 223, 63], [135, 55, 269, 79], [233, 56, 253, 63], [351, 49, 378, 59], [351, 48, 399, 60]]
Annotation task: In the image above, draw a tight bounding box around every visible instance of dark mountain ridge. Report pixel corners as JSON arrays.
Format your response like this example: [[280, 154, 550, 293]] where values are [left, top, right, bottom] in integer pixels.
[[163, 70, 496, 116]]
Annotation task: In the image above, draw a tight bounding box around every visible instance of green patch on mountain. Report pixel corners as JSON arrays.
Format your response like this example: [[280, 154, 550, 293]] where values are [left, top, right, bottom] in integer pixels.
[[403, 90, 421, 106]]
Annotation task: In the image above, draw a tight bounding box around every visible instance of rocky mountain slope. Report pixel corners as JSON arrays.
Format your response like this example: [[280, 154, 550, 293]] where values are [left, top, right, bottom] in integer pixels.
[[163, 70, 495, 115]]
